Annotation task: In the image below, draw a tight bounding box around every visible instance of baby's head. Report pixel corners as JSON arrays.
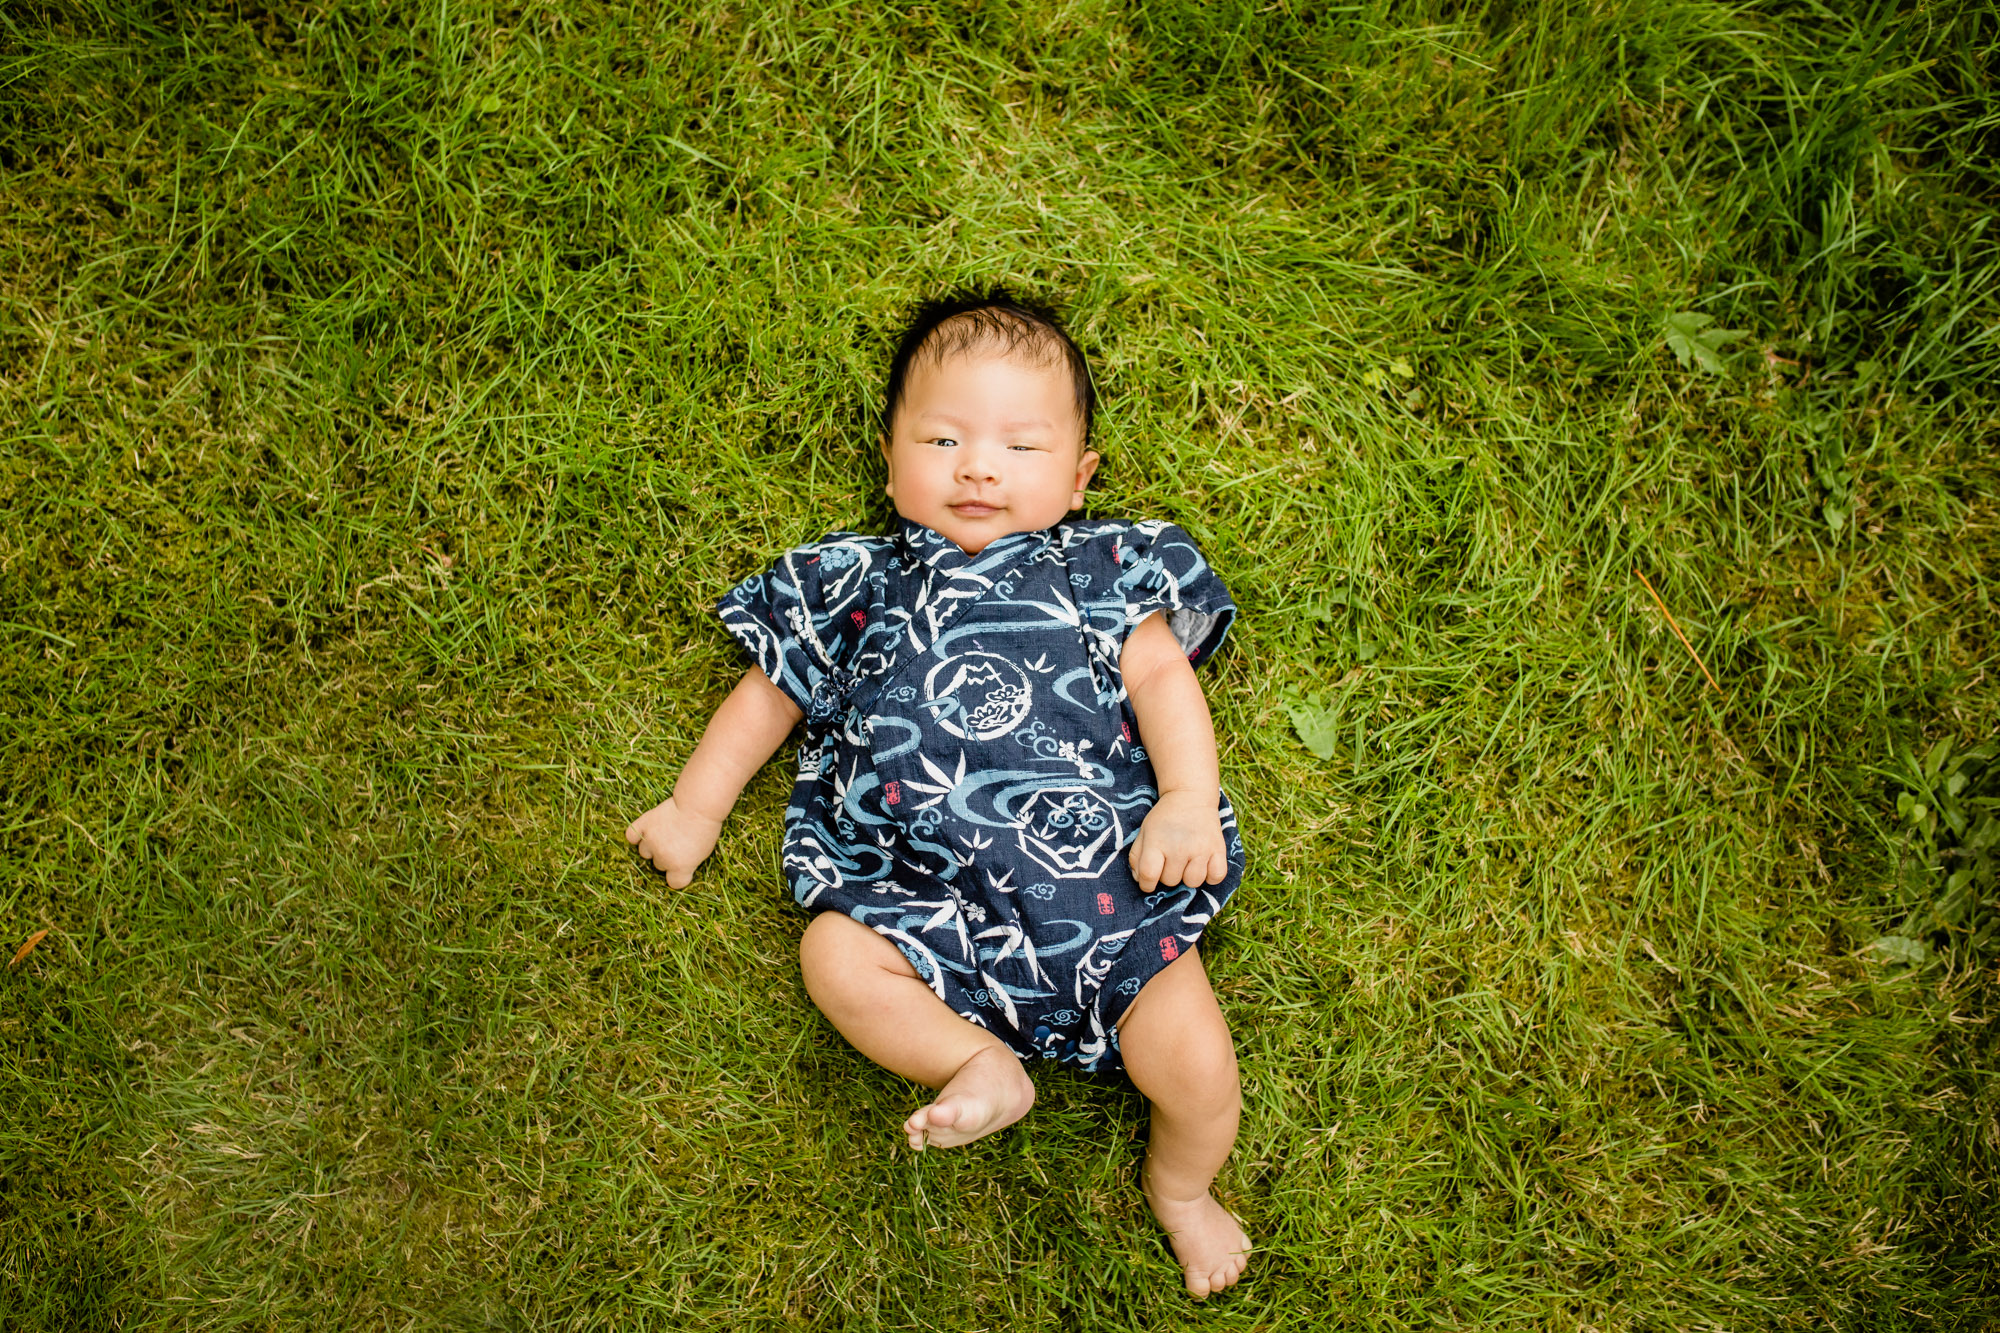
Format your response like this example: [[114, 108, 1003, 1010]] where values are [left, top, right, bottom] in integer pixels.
[[880, 292, 1101, 556]]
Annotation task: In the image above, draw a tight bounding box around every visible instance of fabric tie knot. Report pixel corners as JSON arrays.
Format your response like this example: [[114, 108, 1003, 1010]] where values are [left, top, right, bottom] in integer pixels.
[[806, 667, 863, 728]]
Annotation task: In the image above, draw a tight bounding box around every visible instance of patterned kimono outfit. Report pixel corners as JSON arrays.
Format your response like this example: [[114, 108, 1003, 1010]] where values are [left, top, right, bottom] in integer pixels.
[[719, 517, 1243, 1075]]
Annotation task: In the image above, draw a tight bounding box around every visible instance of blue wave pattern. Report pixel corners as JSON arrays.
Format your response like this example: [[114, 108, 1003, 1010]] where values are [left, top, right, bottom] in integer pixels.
[[718, 517, 1243, 1074]]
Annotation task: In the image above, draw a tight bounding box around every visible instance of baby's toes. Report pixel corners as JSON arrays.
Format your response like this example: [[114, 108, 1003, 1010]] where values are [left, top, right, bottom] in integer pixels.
[[1189, 1255, 1246, 1300]]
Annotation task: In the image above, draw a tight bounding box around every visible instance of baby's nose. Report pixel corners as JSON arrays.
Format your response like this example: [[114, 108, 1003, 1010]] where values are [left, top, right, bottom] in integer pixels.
[[956, 443, 1001, 480]]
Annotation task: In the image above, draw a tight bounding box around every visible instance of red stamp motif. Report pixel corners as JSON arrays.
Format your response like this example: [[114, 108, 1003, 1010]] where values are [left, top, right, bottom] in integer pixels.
[[851, 610, 866, 627], [1096, 892, 1115, 915], [1120, 719, 1132, 742], [884, 781, 901, 806], [1159, 936, 1180, 962]]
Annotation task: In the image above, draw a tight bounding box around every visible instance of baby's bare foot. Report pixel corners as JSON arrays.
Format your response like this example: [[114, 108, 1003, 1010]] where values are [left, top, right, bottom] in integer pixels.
[[1144, 1168, 1251, 1299], [903, 1046, 1034, 1150]]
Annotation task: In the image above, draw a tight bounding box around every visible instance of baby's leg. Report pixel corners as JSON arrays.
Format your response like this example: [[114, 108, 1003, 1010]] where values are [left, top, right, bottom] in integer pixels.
[[799, 912, 1034, 1150], [1115, 945, 1250, 1299]]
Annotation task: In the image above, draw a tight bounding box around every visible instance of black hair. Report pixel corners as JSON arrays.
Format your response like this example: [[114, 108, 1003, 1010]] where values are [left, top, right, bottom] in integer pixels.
[[880, 289, 1096, 445]]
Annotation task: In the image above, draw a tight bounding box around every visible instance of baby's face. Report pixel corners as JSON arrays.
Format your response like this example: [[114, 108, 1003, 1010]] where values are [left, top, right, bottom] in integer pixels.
[[882, 346, 1099, 555]]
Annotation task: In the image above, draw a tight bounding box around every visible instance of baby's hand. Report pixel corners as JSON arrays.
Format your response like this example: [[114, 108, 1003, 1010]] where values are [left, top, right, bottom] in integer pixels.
[[625, 796, 723, 888], [1128, 790, 1229, 894]]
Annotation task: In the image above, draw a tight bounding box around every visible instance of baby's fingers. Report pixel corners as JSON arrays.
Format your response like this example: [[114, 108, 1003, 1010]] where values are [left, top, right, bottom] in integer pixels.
[[1130, 839, 1164, 893], [1156, 848, 1197, 890], [1204, 849, 1229, 885]]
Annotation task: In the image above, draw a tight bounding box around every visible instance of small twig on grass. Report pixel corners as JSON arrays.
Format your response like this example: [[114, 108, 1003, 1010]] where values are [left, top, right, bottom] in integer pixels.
[[1635, 568, 1722, 694]]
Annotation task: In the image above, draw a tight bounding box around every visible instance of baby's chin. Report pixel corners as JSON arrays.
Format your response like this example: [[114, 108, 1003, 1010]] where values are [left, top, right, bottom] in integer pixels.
[[900, 506, 1082, 555]]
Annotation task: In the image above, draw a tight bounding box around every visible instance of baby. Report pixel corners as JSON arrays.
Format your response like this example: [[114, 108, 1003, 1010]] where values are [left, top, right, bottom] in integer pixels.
[[626, 292, 1251, 1298]]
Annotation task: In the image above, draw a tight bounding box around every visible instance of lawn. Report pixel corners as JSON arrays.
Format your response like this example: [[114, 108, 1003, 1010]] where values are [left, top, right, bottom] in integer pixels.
[[3, 1, 1997, 1328]]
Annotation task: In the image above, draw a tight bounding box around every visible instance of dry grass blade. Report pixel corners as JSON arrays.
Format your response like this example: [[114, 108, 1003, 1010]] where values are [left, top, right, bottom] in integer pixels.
[[9, 929, 50, 969], [1635, 568, 1723, 695]]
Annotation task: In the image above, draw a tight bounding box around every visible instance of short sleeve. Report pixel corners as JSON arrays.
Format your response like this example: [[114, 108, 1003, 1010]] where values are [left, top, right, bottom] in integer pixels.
[[715, 534, 879, 720], [1092, 521, 1236, 667]]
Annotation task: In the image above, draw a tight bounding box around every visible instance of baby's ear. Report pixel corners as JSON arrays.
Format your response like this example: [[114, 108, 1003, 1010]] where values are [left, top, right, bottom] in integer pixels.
[[1071, 448, 1101, 505]]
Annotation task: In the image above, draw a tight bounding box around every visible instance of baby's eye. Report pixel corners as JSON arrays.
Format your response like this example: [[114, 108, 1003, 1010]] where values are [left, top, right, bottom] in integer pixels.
[[931, 437, 958, 449]]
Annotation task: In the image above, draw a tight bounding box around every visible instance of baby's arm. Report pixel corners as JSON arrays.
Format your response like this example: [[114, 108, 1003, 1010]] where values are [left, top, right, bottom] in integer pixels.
[[626, 668, 804, 887], [1122, 610, 1230, 893]]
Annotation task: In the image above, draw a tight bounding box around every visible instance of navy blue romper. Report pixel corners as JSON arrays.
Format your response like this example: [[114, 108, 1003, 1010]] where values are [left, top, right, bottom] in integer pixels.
[[718, 517, 1243, 1076]]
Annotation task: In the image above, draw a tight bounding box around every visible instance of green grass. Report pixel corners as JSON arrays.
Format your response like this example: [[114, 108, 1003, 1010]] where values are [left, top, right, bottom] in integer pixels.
[[3, 0, 1998, 1327]]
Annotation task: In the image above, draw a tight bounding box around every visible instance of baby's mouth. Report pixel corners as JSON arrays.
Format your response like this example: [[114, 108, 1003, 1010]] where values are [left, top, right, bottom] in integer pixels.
[[951, 501, 1002, 517]]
